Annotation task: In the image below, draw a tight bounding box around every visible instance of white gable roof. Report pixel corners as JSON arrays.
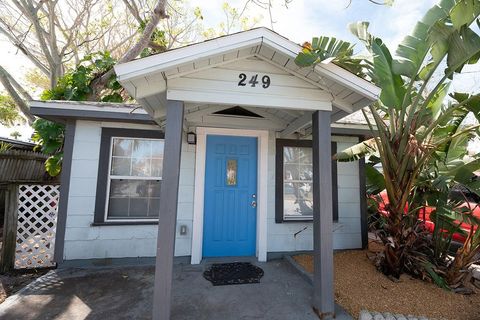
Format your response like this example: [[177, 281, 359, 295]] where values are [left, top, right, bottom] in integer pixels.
[[114, 27, 380, 124]]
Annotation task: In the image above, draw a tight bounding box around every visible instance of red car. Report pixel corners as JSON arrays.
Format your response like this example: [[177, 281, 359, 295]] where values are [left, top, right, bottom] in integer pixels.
[[374, 190, 480, 243]]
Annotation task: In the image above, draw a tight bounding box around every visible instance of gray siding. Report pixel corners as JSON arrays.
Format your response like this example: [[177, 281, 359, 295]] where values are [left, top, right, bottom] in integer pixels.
[[63, 120, 195, 260], [266, 134, 361, 252], [63, 121, 361, 260]]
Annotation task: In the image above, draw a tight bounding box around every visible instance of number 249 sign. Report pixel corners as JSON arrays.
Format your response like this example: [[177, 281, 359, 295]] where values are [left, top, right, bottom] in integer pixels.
[[238, 73, 271, 88]]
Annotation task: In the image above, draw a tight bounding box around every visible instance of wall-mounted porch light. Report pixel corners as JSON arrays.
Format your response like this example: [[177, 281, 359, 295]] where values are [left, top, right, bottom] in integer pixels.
[[187, 132, 197, 145]]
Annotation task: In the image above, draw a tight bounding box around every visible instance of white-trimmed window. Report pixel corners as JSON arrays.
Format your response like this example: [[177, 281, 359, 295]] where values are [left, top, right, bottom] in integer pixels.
[[275, 139, 338, 223], [283, 146, 314, 220], [105, 137, 164, 221]]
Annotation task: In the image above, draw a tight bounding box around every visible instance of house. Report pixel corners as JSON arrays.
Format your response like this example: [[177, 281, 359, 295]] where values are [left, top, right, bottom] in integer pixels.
[[30, 28, 379, 319]]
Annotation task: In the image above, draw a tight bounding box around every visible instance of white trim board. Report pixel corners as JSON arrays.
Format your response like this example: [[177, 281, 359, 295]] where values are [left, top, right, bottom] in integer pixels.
[[115, 28, 380, 101], [191, 127, 269, 264]]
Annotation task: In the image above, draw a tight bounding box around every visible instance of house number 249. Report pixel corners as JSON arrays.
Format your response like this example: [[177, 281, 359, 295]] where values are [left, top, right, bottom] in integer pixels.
[[238, 73, 271, 88]]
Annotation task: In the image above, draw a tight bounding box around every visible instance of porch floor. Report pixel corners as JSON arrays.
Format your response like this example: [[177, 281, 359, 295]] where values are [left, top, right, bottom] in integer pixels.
[[0, 259, 352, 320]]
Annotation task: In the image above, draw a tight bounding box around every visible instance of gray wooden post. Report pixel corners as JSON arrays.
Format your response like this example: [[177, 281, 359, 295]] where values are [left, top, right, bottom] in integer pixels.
[[54, 120, 76, 264], [1, 183, 19, 272], [311, 110, 335, 319], [152, 100, 184, 320]]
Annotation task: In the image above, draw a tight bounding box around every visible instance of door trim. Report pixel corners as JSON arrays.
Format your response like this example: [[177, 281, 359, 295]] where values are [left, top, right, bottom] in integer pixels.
[[191, 127, 269, 264]]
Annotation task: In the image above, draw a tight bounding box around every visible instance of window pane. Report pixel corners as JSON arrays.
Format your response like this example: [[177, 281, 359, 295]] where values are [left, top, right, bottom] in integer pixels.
[[226, 159, 237, 186], [110, 179, 149, 198], [107, 179, 161, 219], [151, 158, 163, 178], [151, 140, 165, 158], [130, 198, 149, 217], [132, 158, 151, 177], [299, 165, 313, 181], [148, 180, 161, 197], [299, 148, 312, 164], [284, 182, 313, 218], [148, 198, 160, 217], [110, 179, 130, 197], [111, 157, 131, 176], [111, 138, 164, 178], [112, 138, 132, 157], [284, 146, 312, 164], [108, 198, 129, 217], [284, 164, 299, 181], [132, 140, 151, 159]]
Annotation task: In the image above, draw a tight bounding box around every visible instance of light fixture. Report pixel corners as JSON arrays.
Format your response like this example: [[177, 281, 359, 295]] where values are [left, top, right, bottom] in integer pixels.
[[187, 132, 196, 145], [180, 225, 188, 236]]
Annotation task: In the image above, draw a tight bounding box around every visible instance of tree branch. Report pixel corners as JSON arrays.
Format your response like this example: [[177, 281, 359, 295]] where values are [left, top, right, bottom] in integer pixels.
[[0, 65, 35, 124], [13, 0, 57, 86], [118, 0, 168, 64], [122, 0, 143, 25], [0, 21, 50, 76], [90, 0, 169, 97]]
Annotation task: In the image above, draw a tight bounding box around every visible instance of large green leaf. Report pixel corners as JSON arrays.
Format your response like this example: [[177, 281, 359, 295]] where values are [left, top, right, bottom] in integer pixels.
[[428, 82, 451, 120], [349, 22, 406, 109], [334, 138, 377, 162], [45, 153, 63, 177], [294, 36, 364, 76], [427, 5, 480, 74], [452, 159, 480, 196], [295, 48, 319, 67], [446, 26, 480, 73], [365, 164, 386, 195], [450, 0, 480, 31], [393, 0, 455, 78], [451, 92, 480, 121]]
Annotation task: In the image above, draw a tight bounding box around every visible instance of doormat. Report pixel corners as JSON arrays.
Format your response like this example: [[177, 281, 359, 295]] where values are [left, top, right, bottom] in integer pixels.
[[203, 262, 264, 286]]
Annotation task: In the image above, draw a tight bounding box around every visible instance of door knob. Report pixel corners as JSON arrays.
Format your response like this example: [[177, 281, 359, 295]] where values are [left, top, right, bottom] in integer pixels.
[[251, 194, 257, 208]]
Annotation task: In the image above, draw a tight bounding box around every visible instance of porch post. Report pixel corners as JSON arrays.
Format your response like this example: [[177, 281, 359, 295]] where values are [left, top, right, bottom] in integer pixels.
[[311, 110, 335, 319], [153, 100, 184, 320]]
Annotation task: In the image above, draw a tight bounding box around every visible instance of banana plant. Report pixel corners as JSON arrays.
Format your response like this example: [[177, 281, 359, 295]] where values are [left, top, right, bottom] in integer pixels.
[[296, 0, 480, 279]]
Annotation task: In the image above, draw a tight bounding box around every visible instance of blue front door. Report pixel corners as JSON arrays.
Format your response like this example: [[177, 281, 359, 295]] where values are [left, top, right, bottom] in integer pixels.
[[203, 135, 257, 257]]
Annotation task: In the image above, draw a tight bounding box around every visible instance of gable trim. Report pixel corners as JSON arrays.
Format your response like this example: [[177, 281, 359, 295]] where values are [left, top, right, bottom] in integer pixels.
[[115, 28, 380, 102]]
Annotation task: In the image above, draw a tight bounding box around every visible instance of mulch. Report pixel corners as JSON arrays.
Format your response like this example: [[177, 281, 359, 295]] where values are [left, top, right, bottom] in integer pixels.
[[293, 251, 480, 320]]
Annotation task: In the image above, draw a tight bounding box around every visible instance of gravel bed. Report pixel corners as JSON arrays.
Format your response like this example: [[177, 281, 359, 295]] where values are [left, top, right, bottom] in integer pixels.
[[293, 251, 480, 320]]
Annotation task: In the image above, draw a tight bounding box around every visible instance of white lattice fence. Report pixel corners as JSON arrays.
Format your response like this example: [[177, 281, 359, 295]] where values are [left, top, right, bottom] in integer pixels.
[[15, 184, 60, 269]]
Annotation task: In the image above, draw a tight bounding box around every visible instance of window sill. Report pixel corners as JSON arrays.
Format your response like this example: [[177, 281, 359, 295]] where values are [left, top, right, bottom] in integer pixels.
[[276, 219, 339, 223], [91, 221, 158, 226], [280, 218, 313, 223]]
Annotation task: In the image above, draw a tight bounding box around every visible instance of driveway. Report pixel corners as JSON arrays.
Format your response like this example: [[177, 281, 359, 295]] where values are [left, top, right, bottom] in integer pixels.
[[0, 259, 352, 320]]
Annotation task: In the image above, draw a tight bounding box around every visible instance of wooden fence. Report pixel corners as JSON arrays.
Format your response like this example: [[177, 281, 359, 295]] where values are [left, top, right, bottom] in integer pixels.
[[1, 183, 59, 271], [0, 150, 51, 182], [0, 150, 59, 271]]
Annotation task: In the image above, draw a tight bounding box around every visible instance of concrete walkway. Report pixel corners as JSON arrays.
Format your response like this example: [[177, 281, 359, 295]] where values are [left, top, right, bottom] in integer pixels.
[[0, 259, 352, 320]]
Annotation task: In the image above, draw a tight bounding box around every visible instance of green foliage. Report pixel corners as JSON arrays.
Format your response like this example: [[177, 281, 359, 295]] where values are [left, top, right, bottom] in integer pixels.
[[365, 164, 386, 195], [45, 153, 63, 177], [41, 51, 123, 103], [0, 141, 13, 153], [0, 93, 24, 127], [31, 119, 65, 177], [296, 0, 480, 290], [36, 51, 126, 176], [139, 19, 168, 58], [295, 36, 365, 78]]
